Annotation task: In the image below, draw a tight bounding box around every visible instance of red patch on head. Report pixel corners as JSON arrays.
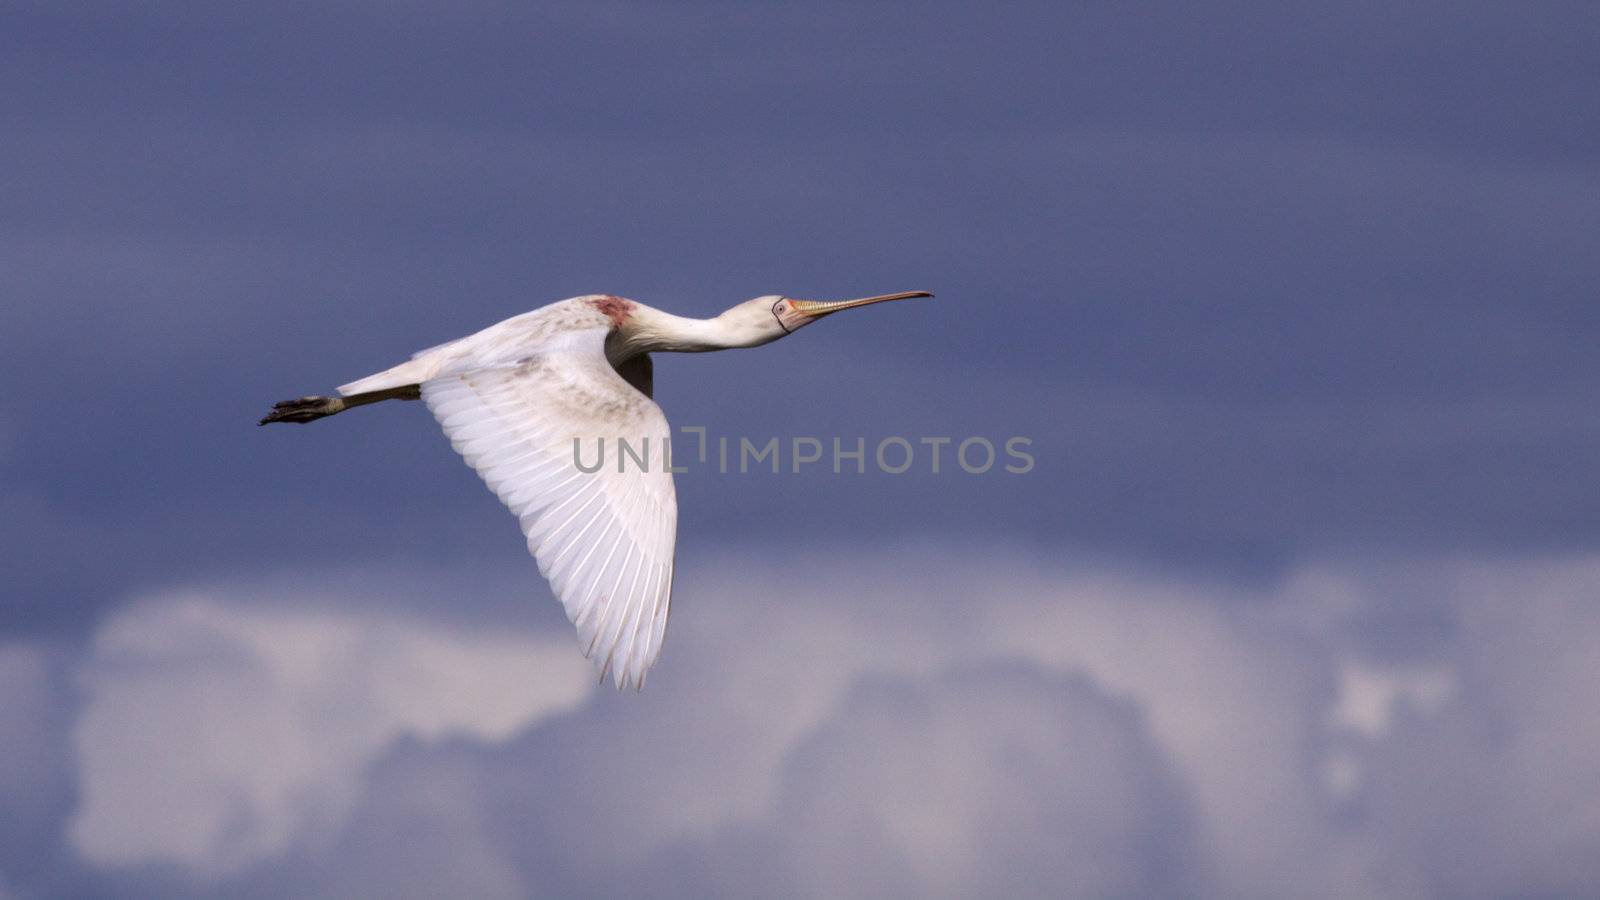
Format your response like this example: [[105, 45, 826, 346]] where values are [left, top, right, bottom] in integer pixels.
[[589, 295, 635, 326]]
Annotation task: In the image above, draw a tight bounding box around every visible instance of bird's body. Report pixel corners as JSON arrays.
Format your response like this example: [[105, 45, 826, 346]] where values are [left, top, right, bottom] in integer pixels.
[[261, 290, 930, 688]]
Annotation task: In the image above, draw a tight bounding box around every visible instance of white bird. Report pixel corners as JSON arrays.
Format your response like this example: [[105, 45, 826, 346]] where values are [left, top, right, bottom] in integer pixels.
[[260, 290, 931, 689]]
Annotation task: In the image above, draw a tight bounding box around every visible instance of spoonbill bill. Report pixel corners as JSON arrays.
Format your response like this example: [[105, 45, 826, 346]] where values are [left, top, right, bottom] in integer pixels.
[[259, 291, 931, 689]]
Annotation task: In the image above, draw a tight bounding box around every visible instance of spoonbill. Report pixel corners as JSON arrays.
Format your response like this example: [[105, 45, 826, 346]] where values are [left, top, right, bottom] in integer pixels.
[[259, 291, 931, 689]]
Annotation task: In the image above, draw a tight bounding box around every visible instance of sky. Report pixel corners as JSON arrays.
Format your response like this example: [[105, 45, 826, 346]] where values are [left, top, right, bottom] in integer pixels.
[[3, 1, 1599, 897]]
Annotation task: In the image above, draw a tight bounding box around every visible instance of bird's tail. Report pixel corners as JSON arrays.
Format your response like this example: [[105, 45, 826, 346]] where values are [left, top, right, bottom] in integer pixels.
[[337, 356, 437, 396]]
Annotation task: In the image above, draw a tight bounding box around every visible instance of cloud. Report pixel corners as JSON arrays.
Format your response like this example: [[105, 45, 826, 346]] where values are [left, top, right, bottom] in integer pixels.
[[968, 564, 1359, 897], [0, 643, 76, 886], [0, 546, 1589, 897], [66, 588, 595, 880], [1355, 558, 1600, 898], [198, 549, 1361, 898], [223, 548, 1600, 899], [267, 660, 1200, 900], [672, 665, 1198, 899]]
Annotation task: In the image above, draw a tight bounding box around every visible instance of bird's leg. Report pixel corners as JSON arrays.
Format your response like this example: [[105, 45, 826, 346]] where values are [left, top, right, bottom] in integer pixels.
[[258, 384, 421, 425], [259, 395, 345, 425]]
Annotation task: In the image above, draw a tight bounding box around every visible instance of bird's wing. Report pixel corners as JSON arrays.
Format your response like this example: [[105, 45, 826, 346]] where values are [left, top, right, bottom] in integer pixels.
[[420, 327, 676, 690]]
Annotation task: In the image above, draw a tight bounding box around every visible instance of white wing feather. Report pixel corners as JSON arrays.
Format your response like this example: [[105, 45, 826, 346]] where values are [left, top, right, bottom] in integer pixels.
[[419, 326, 676, 690]]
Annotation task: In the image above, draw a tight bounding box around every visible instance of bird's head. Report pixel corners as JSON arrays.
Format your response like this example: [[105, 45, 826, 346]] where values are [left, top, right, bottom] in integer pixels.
[[715, 291, 933, 347]]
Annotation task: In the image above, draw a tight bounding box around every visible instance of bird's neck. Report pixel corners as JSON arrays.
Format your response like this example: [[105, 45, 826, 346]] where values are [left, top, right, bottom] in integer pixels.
[[619, 305, 778, 355]]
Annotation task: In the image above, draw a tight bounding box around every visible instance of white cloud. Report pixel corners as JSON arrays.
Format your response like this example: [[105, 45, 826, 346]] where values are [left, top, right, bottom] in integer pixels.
[[0, 641, 75, 891], [22, 547, 1600, 898], [966, 563, 1366, 897], [247, 549, 1600, 899], [205, 550, 1372, 898], [66, 589, 595, 879], [738, 665, 1194, 899], [1329, 660, 1453, 738], [0, 643, 61, 801], [1356, 557, 1600, 898]]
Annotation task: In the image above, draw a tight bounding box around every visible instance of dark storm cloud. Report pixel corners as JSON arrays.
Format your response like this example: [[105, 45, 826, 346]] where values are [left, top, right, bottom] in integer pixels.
[[8, 125, 1600, 626], [10, 2, 1600, 615]]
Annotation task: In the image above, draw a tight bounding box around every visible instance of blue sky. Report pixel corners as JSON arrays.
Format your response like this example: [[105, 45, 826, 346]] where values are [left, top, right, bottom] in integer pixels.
[[3, 2, 1599, 897]]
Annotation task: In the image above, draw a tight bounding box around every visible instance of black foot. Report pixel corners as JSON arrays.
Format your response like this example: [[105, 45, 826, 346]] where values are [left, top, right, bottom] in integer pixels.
[[258, 395, 344, 425]]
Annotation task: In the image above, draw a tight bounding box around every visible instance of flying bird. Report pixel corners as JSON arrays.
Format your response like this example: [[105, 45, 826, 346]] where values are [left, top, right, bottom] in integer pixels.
[[259, 291, 931, 689]]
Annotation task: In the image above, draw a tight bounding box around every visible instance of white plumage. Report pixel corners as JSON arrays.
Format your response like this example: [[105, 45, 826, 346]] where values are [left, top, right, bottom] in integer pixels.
[[262, 291, 930, 689], [418, 330, 676, 690]]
